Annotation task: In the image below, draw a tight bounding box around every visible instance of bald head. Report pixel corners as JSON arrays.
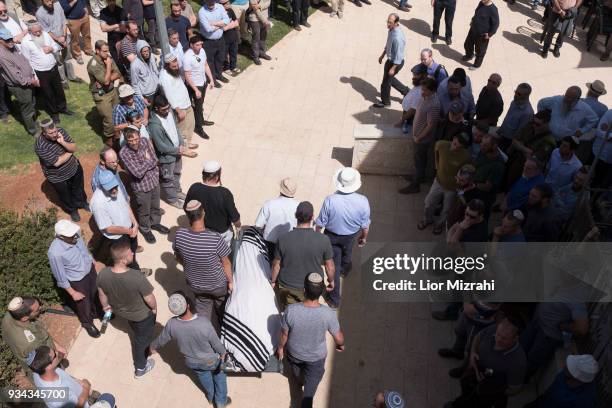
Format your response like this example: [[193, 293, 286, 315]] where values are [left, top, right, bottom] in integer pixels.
[[100, 147, 118, 172], [487, 73, 502, 90], [564, 86, 582, 109]]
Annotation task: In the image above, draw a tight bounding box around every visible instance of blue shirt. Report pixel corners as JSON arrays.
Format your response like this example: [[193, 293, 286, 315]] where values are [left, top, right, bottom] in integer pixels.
[[198, 4, 230, 40], [553, 182, 588, 222], [112, 95, 147, 126], [91, 164, 128, 199], [545, 148, 582, 191], [166, 15, 191, 50], [47, 237, 93, 289], [497, 100, 534, 140], [506, 173, 545, 211], [592, 109, 612, 164], [437, 81, 476, 118], [534, 371, 597, 408], [59, 0, 87, 20], [315, 192, 371, 235], [582, 96, 608, 119], [537, 96, 599, 141], [385, 27, 405, 65], [427, 61, 448, 86]]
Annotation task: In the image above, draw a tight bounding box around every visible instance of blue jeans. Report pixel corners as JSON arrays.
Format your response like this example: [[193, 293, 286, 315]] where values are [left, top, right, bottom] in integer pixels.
[[186, 359, 228, 406]]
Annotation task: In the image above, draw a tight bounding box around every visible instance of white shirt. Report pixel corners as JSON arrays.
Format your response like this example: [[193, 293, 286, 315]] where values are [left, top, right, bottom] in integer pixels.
[[2, 16, 26, 38], [159, 69, 191, 110], [183, 48, 207, 87], [20, 32, 60, 72], [158, 113, 180, 147], [34, 369, 89, 408], [91, 188, 133, 239], [169, 42, 185, 68], [402, 86, 423, 112], [255, 196, 299, 243]]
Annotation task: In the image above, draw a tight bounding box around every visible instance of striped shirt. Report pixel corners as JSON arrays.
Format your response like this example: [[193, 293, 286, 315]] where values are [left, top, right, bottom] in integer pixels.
[[412, 94, 441, 143], [120, 35, 138, 60], [34, 130, 79, 183], [112, 95, 146, 127], [173, 228, 230, 292]]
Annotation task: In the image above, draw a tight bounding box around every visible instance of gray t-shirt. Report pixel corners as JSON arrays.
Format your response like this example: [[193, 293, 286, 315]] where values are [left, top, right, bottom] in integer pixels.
[[275, 228, 333, 290], [281, 303, 340, 362], [34, 368, 88, 408], [150, 314, 226, 366], [97, 267, 154, 322], [477, 325, 527, 388]]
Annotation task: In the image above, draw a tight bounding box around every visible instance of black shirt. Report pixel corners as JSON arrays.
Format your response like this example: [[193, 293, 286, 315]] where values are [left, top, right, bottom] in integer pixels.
[[100, 5, 126, 46], [224, 8, 239, 43], [470, 2, 499, 36], [475, 86, 504, 126], [123, 0, 143, 22], [436, 118, 471, 142], [184, 183, 240, 233], [521, 205, 560, 242], [143, 3, 155, 20]]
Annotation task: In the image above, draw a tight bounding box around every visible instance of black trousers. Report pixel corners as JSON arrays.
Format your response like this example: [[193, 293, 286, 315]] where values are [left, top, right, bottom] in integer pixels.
[[127, 312, 156, 370], [69, 266, 102, 327], [50, 163, 88, 214], [35, 66, 67, 115], [0, 80, 9, 118], [188, 85, 208, 130], [324, 230, 357, 306], [542, 13, 570, 51], [292, 0, 309, 25], [380, 59, 407, 105], [203, 38, 226, 80], [464, 29, 489, 66], [223, 38, 238, 70], [432, 0, 456, 39], [414, 140, 432, 184], [101, 234, 141, 270]]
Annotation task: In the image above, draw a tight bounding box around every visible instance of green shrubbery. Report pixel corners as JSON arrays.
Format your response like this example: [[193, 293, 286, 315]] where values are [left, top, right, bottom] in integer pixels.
[[0, 207, 60, 387]]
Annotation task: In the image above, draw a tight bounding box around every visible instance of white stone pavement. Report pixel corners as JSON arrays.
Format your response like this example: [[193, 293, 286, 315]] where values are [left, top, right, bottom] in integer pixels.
[[64, 1, 612, 407]]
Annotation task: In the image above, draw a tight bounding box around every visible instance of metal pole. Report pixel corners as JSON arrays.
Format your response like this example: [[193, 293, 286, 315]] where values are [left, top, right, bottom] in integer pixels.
[[154, 0, 170, 57]]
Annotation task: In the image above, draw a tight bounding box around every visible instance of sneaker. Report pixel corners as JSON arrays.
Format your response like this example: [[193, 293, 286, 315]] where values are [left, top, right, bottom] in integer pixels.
[[70, 211, 81, 222], [143, 231, 156, 244], [438, 348, 464, 360], [140, 268, 153, 277], [468, 65, 479, 71], [231, 68, 242, 75], [372, 101, 390, 108], [134, 358, 155, 379], [330, 11, 337, 17]]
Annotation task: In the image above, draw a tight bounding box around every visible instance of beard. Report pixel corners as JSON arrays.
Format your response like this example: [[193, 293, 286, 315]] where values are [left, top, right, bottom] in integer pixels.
[[168, 67, 180, 77]]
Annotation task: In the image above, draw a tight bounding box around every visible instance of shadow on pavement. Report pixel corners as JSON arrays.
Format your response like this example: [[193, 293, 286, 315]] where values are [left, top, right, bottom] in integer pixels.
[[401, 18, 432, 39]]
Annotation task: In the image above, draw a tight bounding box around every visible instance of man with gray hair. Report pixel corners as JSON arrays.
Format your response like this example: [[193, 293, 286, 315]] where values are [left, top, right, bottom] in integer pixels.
[[373, 13, 408, 108], [537, 86, 599, 142], [497, 83, 534, 150]]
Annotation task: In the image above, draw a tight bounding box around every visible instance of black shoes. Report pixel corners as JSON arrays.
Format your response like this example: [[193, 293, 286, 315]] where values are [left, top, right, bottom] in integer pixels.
[[541, 50, 548, 58], [446, 37, 452, 45], [372, 101, 390, 108], [218, 76, 229, 83], [461, 54, 474, 62], [354, 0, 362, 6], [431, 34, 437, 43], [302, 22, 311, 28], [203, 120, 214, 126], [151, 224, 170, 234], [143, 231, 156, 244], [214, 81, 222, 88], [260, 53, 272, 60], [62, 109, 75, 116], [254, 58, 262, 65], [196, 129, 210, 140], [438, 348, 464, 360], [84, 324, 101, 338], [362, 0, 371, 4], [294, 25, 301, 31], [552, 47, 560, 58]]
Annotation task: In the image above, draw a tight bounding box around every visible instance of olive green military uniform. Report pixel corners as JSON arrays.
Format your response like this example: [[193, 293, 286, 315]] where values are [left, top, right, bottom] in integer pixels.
[[1, 312, 54, 373], [87, 56, 121, 141]]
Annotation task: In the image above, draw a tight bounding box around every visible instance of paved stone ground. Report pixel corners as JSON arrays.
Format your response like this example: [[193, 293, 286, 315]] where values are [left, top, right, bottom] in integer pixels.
[[64, 1, 612, 407]]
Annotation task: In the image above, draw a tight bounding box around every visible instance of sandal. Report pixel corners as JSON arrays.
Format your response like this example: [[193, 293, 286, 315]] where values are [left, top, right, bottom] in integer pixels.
[[417, 220, 432, 230]]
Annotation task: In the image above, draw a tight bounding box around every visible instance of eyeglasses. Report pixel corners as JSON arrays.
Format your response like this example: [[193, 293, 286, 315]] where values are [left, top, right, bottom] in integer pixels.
[[0, 10, 7, 15]]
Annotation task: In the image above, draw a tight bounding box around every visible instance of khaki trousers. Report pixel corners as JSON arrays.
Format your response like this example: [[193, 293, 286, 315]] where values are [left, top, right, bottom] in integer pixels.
[[93, 88, 119, 142], [331, 0, 344, 12], [67, 13, 92, 58], [176, 106, 195, 145]]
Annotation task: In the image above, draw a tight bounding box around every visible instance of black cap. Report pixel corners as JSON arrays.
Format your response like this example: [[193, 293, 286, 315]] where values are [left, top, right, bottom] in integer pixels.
[[411, 63, 428, 75], [295, 201, 314, 222]]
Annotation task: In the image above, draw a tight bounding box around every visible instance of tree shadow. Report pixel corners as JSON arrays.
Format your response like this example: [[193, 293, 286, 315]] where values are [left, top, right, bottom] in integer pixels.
[[401, 18, 432, 39]]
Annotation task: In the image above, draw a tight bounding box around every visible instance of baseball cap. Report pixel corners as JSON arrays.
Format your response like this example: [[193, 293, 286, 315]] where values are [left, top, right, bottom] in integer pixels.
[[410, 63, 427, 75], [449, 100, 465, 114], [54, 219, 81, 237], [99, 170, 119, 191], [0, 28, 13, 41]]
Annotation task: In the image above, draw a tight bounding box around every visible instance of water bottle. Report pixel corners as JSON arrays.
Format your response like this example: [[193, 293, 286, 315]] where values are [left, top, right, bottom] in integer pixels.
[[100, 310, 112, 334]]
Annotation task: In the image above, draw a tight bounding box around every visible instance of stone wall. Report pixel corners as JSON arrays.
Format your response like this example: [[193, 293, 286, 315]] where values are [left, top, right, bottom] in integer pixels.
[[352, 124, 415, 176]]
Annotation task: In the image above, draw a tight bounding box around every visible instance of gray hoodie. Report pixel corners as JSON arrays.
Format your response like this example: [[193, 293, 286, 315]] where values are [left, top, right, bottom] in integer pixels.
[[130, 40, 160, 98]]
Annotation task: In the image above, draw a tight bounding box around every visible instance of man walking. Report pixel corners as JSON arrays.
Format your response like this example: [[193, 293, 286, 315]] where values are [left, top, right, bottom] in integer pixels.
[[462, 0, 499, 70], [0, 27, 40, 136], [184, 34, 215, 140], [120, 126, 170, 244], [21, 21, 73, 124], [48, 219, 101, 338], [277, 273, 345, 408], [315, 167, 370, 309], [199, 0, 230, 87], [35, 119, 88, 222], [174, 200, 233, 327], [431, 0, 456, 45], [374, 13, 408, 108], [97, 241, 157, 378], [271, 201, 335, 311], [255, 177, 299, 260], [87, 40, 122, 147], [59, 0, 92, 65]]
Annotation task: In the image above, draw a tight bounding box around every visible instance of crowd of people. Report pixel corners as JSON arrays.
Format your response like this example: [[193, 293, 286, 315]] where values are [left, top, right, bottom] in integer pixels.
[[0, 0, 610, 407]]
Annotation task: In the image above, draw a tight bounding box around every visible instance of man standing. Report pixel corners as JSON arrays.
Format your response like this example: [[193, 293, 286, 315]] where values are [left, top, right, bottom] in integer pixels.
[[167, 28, 185, 67], [537, 86, 599, 142], [420, 48, 448, 85], [35, 119, 88, 222], [540, 0, 582, 58], [87, 40, 122, 147], [497, 83, 534, 150], [247, 0, 271, 65], [255, 177, 299, 259], [159, 53, 198, 151], [185, 160, 241, 246], [91, 146, 128, 198], [315, 167, 370, 309], [97, 241, 157, 378], [174, 200, 233, 326], [21, 21, 72, 124], [199, 0, 230, 87], [184, 34, 215, 140], [462, 0, 499, 70], [112, 84, 148, 140], [0, 27, 40, 136], [552, 165, 589, 223], [129, 40, 159, 102], [582, 80, 608, 119], [522, 183, 559, 242], [396, 64, 427, 134], [545, 136, 582, 190], [292, 0, 310, 30], [149, 94, 188, 208], [475, 73, 503, 126], [399, 77, 441, 194], [120, 126, 169, 244], [166, 0, 191, 51], [150, 292, 230, 407], [374, 14, 408, 108], [142, 0, 159, 53], [431, 0, 456, 45], [59, 0, 92, 65], [48, 220, 101, 338], [277, 273, 345, 408], [505, 157, 545, 211], [180, 0, 197, 27], [36, 0, 81, 88], [473, 133, 506, 218], [0, 0, 27, 45], [437, 75, 476, 119], [99, 0, 126, 65], [271, 201, 335, 311]]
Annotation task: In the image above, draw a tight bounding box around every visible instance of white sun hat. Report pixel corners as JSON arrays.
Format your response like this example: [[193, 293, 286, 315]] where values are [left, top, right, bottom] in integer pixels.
[[333, 167, 362, 193]]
